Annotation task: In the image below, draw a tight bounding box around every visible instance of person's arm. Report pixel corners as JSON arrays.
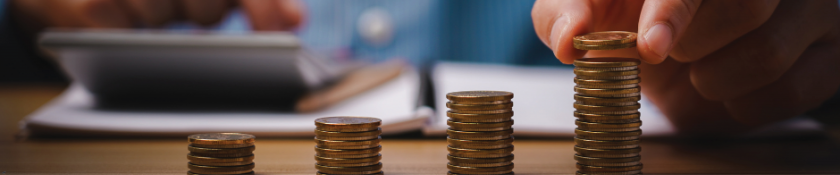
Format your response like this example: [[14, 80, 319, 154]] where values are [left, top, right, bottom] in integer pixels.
[[532, 0, 840, 135]]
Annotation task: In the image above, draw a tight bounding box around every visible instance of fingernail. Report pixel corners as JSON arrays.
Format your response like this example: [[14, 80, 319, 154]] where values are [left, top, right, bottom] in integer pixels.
[[549, 15, 568, 51], [645, 23, 672, 62]]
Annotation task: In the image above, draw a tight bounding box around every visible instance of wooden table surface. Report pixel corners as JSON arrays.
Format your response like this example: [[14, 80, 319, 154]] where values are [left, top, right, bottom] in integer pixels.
[[2, 84, 840, 175]]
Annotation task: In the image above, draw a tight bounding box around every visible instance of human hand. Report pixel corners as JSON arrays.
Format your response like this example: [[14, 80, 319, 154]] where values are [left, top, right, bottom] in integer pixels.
[[532, 0, 840, 135], [9, 0, 304, 33]]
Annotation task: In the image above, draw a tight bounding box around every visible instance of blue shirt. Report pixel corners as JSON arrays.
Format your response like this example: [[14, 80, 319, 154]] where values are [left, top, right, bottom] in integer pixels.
[[191, 0, 560, 66], [298, 0, 559, 66]]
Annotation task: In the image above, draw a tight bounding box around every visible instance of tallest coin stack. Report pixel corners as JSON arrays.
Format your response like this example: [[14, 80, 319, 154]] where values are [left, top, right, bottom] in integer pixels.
[[572, 31, 643, 175]]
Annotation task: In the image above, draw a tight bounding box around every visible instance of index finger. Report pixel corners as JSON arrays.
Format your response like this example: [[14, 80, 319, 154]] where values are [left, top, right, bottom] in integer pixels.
[[531, 0, 592, 64]]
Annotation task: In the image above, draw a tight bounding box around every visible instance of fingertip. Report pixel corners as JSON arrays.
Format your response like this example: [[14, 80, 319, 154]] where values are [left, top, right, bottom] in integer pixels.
[[637, 0, 702, 64], [552, 15, 591, 64], [554, 44, 587, 64], [547, 15, 582, 64], [637, 23, 672, 64], [277, 0, 305, 29], [532, 0, 593, 65]]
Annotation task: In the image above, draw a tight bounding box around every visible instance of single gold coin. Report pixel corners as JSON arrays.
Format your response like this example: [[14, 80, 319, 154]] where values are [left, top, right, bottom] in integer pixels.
[[576, 170, 641, 175], [577, 118, 640, 124], [575, 111, 641, 123], [314, 154, 382, 167], [575, 129, 641, 141], [448, 109, 513, 114], [315, 162, 383, 174], [574, 87, 641, 98], [576, 101, 637, 107], [447, 146, 514, 158], [574, 154, 641, 167], [577, 163, 643, 172], [188, 133, 255, 146], [574, 78, 640, 89], [189, 143, 255, 149], [573, 58, 640, 68], [449, 100, 512, 105], [573, 31, 637, 45], [574, 146, 641, 158], [574, 137, 640, 149], [574, 95, 641, 106], [448, 171, 514, 175], [576, 120, 642, 132], [574, 111, 641, 123], [576, 84, 638, 89], [576, 74, 639, 80], [315, 128, 381, 141], [315, 117, 381, 132], [447, 111, 513, 123], [447, 163, 514, 174], [187, 154, 254, 166], [447, 129, 513, 140], [446, 91, 514, 102], [187, 170, 254, 175], [188, 146, 255, 158], [448, 154, 514, 167], [574, 42, 637, 50], [317, 171, 384, 175], [576, 171, 641, 175], [576, 109, 639, 115], [574, 102, 641, 112], [574, 69, 639, 77], [315, 145, 382, 158], [187, 163, 255, 174], [447, 120, 513, 131], [315, 136, 381, 149], [447, 136, 514, 149], [446, 102, 513, 111], [574, 66, 638, 72]]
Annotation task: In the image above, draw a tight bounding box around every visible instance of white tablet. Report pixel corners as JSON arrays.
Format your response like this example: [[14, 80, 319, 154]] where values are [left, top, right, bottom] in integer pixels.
[[39, 29, 339, 108]]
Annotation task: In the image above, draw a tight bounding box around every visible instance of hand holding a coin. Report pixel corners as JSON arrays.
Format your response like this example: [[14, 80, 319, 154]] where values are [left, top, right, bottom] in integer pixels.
[[532, 0, 840, 134]]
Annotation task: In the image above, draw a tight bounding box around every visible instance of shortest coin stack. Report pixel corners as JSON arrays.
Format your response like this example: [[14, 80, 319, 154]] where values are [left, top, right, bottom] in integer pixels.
[[315, 117, 384, 175], [446, 91, 515, 175], [187, 133, 256, 175]]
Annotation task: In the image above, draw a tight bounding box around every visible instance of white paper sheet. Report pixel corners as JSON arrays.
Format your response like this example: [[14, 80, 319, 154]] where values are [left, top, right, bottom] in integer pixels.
[[22, 69, 431, 137]]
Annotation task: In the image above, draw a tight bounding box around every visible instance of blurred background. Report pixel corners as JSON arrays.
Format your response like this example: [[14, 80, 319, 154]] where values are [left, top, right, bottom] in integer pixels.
[[0, 0, 559, 84]]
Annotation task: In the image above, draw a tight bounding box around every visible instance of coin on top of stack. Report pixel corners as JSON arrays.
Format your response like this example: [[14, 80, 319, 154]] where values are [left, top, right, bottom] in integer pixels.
[[314, 117, 384, 175], [445, 91, 515, 175], [572, 31, 643, 175], [187, 133, 256, 175]]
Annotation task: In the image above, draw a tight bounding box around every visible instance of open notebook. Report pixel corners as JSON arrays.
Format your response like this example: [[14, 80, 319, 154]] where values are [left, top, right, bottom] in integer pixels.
[[21, 62, 823, 137]]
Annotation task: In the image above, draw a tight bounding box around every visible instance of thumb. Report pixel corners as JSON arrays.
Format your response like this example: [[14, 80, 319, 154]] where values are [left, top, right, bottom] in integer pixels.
[[637, 0, 702, 64]]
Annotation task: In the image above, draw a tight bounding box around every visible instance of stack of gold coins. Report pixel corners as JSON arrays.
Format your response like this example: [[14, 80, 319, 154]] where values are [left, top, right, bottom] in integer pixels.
[[445, 91, 515, 175], [572, 31, 643, 175], [187, 133, 256, 175], [314, 117, 384, 175]]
